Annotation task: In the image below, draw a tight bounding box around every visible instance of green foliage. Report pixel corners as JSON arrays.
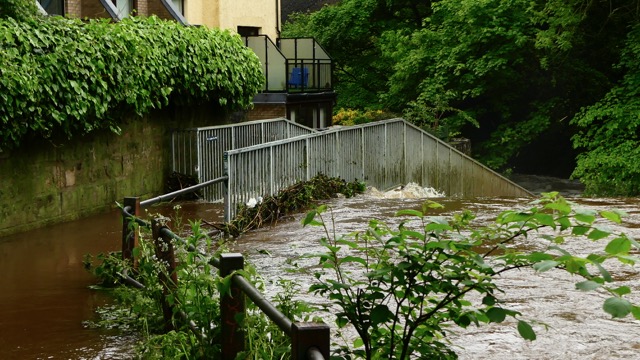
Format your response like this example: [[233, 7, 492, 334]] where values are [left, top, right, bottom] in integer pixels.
[[284, 0, 640, 172], [0, 15, 263, 152], [331, 108, 397, 126], [282, 0, 407, 110], [570, 24, 640, 196], [0, 0, 41, 21], [86, 207, 315, 359], [86, 219, 223, 358], [302, 193, 640, 359]]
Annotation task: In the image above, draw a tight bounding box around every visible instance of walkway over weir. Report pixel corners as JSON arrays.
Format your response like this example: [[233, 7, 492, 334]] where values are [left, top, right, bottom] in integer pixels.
[[172, 118, 532, 221]]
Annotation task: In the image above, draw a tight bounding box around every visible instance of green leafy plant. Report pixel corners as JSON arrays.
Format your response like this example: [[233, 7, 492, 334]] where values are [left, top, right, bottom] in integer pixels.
[[284, 0, 639, 174], [0, 15, 263, 152], [570, 24, 640, 196], [87, 208, 316, 359], [302, 193, 639, 359], [0, 0, 41, 21]]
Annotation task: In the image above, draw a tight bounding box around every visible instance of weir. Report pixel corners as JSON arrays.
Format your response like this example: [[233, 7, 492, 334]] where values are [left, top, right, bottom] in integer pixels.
[[171, 118, 532, 221]]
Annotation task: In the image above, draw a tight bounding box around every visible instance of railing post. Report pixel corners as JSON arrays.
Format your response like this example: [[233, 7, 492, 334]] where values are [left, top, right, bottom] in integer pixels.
[[152, 218, 178, 332], [223, 152, 231, 222], [220, 253, 245, 358], [121, 197, 140, 264], [292, 322, 330, 360]]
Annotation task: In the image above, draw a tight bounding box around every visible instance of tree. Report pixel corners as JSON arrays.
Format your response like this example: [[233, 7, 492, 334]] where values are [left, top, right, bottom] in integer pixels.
[[570, 24, 640, 196], [283, 0, 640, 177]]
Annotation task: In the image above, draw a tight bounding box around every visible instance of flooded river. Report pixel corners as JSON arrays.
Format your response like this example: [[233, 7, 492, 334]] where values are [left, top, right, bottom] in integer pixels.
[[234, 194, 640, 359], [1, 176, 639, 359]]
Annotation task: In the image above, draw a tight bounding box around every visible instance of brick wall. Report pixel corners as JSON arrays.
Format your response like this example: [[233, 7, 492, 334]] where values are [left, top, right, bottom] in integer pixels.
[[135, 0, 148, 16], [247, 104, 287, 121], [147, 0, 173, 20], [65, 0, 82, 17], [81, 0, 112, 19]]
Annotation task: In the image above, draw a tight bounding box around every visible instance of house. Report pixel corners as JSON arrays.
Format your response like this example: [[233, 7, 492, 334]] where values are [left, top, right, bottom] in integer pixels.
[[36, 0, 336, 128]]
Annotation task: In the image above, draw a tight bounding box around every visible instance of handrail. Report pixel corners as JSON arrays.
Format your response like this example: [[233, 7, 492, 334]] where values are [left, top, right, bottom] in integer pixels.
[[120, 203, 329, 359], [222, 118, 534, 220], [231, 274, 293, 334], [140, 175, 228, 207]]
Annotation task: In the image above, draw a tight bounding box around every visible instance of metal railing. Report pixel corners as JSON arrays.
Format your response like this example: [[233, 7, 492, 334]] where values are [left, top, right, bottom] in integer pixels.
[[285, 59, 332, 92], [243, 36, 333, 93], [171, 118, 316, 202], [120, 184, 329, 359], [222, 118, 533, 220]]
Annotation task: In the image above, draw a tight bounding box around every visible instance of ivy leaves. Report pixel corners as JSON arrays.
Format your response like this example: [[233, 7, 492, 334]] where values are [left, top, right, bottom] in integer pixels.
[[0, 16, 263, 152]]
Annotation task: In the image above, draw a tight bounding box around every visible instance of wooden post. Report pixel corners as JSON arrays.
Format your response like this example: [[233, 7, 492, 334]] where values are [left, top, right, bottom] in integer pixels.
[[220, 253, 245, 358], [152, 218, 178, 332], [292, 322, 330, 360], [121, 197, 140, 263]]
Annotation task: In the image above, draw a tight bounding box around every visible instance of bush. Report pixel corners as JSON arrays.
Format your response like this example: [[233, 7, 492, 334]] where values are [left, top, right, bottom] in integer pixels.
[[0, 0, 41, 22], [0, 15, 263, 152], [332, 108, 397, 126]]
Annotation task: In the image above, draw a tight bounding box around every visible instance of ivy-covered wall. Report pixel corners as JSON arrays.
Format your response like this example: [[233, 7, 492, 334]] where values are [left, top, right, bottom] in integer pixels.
[[0, 104, 227, 237], [0, 7, 264, 236]]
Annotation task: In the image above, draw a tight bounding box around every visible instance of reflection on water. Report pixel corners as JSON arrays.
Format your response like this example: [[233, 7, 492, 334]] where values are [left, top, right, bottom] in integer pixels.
[[1, 180, 638, 359], [0, 210, 127, 359], [0, 202, 223, 359]]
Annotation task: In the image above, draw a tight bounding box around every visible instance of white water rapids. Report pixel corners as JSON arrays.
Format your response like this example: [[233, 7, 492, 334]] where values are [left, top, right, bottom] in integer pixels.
[[232, 185, 640, 359]]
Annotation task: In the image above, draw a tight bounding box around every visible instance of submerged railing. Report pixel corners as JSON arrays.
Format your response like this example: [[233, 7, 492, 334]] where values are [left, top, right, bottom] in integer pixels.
[[119, 180, 329, 359], [222, 118, 533, 220]]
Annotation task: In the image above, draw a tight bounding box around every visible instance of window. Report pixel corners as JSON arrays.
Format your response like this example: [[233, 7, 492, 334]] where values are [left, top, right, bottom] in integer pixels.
[[237, 26, 261, 37], [172, 0, 184, 15], [38, 0, 64, 15], [111, 0, 133, 18]]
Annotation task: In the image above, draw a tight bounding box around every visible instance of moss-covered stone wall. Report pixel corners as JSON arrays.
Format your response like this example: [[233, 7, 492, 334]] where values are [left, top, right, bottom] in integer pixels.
[[0, 104, 227, 237]]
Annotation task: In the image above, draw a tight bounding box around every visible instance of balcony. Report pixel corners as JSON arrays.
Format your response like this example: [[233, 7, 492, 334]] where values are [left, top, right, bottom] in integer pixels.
[[242, 36, 333, 93]]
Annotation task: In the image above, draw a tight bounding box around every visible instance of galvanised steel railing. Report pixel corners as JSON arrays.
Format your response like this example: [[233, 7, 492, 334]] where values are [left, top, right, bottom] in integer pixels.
[[171, 118, 316, 202], [223, 118, 533, 220]]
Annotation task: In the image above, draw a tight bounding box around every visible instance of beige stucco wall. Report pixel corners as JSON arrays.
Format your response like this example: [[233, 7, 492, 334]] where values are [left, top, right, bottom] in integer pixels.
[[186, 0, 280, 40]]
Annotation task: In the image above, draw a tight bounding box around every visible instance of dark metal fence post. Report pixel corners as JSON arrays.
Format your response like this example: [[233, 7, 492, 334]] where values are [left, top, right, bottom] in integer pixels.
[[152, 218, 178, 332], [292, 322, 330, 360], [122, 197, 140, 263], [220, 253, 245, 358]]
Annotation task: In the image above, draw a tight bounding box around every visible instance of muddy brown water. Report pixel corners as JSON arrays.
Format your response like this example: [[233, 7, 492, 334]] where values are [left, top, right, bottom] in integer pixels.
[[1, 180, 639, 359]]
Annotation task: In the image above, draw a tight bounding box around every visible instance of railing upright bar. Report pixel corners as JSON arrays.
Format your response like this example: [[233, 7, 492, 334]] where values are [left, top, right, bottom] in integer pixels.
[[305, 138, 310, 181], [220, 253, 246, 359], [224, 152, 231, 222], [122, 197, 140, 264]]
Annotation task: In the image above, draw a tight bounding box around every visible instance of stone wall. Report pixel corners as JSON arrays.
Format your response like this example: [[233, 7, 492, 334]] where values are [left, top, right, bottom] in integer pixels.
[[80, 0, 112, 19], [0, 103, 228, 237]]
